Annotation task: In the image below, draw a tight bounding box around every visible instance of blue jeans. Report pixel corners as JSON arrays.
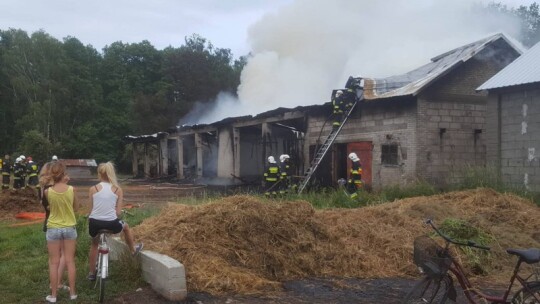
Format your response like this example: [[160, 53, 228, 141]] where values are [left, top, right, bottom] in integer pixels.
[[46, 227, 77, 241]]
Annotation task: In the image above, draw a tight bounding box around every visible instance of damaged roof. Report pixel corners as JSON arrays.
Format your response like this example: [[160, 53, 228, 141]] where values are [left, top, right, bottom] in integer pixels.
[[478, 40, 540, 90], [123, 132, 169, 143], [361, 33, 522, 100], [177, 105, 321, 131]]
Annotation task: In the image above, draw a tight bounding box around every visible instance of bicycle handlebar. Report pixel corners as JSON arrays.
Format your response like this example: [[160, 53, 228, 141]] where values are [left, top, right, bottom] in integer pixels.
[[425, 219, 491, 251]]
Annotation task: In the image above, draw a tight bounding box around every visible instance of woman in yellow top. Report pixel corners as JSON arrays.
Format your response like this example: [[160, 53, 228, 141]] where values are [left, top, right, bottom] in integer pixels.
[[44, 162, 79, 303]]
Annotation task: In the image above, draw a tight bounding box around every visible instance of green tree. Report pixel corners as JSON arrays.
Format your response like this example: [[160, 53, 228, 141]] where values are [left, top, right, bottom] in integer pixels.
[[487, 2, 540, 47], [17, 130, 54, 163]]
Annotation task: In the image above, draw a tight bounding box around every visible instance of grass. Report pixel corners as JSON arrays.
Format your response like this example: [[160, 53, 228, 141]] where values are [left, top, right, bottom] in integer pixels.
[[274, 180, 439, 209], [452, 165, 540, 206], [438, 218, 495, 275], [0, 207, 156, 304]]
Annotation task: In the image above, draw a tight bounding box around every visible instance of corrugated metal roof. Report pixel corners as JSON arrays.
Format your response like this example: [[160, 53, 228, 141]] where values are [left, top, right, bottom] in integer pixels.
[[478, 40, 540, 90], [59, 159, 97, 167], [362, 33, 522, 100]]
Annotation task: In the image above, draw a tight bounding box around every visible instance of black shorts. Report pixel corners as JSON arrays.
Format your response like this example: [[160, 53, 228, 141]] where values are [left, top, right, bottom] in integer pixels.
[[88, 218, 124, 238]]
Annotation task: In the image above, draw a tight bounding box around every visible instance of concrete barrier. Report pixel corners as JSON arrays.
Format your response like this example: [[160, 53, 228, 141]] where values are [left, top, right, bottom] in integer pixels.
[[109, 236, 187, 301]]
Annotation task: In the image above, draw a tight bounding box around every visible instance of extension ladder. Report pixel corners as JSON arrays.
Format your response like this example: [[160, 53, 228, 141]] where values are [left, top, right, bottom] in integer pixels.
[[297, 90, 363, 194]]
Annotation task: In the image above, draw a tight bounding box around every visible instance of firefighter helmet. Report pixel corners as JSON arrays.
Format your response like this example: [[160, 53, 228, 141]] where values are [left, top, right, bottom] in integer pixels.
[[336, 90, 343, 97], [20, 155, 26, 160], [15, 157, 21, 163], [348, 152, 359, 162], [267, 156, 276, 164], [279, 154, 290, 162], [52, 155, 58, 161]]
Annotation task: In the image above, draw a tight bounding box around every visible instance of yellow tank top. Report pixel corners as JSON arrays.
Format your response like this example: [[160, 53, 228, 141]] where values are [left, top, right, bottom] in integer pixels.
[[47, 186, 76, 228]]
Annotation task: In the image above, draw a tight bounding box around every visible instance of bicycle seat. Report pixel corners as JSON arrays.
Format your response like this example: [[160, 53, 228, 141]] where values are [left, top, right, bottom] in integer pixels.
[[97, 229, 116, 235], [506, 248, 540, 264]]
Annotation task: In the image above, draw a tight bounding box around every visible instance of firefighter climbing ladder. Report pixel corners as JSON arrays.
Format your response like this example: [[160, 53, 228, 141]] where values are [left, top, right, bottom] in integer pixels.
[[297, 90, 364, 194]]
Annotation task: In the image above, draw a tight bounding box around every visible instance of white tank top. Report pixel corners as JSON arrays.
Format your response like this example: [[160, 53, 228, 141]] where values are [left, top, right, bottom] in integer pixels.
[[89, 182, 119, 221]]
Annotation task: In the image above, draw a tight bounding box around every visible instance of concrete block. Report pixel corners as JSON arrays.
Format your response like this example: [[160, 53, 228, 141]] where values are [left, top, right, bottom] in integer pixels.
[[109, 237, 187, 301], [141, 251, 187, 301]]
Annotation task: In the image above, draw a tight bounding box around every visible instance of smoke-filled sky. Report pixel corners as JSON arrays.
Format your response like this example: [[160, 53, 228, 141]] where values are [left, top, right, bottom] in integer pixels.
[[0, 0, 535, 125], [191, 0, 528, 124]]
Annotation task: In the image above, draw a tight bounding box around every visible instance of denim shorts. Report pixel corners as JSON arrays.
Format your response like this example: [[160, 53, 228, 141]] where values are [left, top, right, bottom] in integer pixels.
[[46, 227, 78, 241]]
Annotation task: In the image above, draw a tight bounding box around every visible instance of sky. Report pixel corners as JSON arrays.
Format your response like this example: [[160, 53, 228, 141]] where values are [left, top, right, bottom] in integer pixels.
[[0, 0, 535, 57], [0, 0, 538, 125]]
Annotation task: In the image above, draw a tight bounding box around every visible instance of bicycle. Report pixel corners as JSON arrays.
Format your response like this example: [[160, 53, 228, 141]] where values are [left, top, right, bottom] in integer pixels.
[[92, 210, 135, 303], [403, 219, 540, 303], [94, 229, 113, 303]]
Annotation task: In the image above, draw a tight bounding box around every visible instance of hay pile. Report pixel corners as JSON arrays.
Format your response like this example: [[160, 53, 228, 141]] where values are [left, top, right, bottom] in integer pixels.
[[0, 188, 41, 220], [134, 188, 540, 295]]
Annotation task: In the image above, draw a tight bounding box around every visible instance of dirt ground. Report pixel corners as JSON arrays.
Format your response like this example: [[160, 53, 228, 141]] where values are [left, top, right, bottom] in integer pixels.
[[111, 278, 419, 304]]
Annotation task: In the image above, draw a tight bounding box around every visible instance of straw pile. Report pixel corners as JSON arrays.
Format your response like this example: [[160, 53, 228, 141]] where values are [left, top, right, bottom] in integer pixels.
[[134, 188, 540, 295]]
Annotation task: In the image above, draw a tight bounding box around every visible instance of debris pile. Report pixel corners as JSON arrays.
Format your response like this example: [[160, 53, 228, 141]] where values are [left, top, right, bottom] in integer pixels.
[[0, 188, 41, 221], [134, 188, 540, 295]]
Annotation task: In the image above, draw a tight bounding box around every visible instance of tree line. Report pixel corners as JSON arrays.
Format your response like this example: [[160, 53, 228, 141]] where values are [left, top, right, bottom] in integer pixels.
[[0, 30, 245, 169]]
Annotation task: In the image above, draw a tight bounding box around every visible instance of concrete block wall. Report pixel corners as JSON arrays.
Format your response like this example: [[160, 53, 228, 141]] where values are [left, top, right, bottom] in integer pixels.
[[416, 98, 487, 185], [306, 99, 418, 189], [497, 87, 540, 191], [413, 45, 519, 186]]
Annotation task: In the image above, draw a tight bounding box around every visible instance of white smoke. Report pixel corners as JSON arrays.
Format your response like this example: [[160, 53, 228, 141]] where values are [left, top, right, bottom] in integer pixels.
[[188, 0, 522, 125]]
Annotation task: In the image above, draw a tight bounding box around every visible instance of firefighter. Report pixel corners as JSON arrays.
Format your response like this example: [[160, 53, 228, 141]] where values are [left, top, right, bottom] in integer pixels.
[[343, 88, 357, 110], [1, 154, 11, 189], [19, 155, 28, 188], [332, 90, 346, 130], [263, 156, 280, 198], [347, 152, 363, 199], [26, 156, 39, 187], [13, 157, 24, 189], [278, 154, 292, 195]]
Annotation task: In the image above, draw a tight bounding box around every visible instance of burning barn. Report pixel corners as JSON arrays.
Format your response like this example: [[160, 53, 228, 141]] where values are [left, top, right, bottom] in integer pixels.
[[125, 33, 522, 190]]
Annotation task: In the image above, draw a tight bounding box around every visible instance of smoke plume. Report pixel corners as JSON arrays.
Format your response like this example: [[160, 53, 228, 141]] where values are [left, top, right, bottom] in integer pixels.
[[186, 0, 522, 125]]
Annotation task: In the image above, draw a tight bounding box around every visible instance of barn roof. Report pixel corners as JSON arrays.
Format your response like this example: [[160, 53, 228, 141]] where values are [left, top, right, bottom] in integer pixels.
[[59, 159, 97, 167], [361, 33, 522, 100]]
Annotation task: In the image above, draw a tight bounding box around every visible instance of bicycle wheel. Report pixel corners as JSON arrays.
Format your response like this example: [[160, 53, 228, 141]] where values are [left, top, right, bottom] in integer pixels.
[[98, 253, 106, 303], [512, 282, 540, 304], [403, 276, 451, 304], [99, 277, 106, 303]]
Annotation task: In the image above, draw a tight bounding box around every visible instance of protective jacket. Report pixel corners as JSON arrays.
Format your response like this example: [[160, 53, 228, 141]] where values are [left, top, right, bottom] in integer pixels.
[[264, 162, 280, 182], [349, 160, 363, 186]]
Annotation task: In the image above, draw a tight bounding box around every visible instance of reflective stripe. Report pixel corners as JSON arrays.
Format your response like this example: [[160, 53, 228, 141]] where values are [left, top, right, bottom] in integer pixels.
[[269, 167, 278, 174], [266, 178, 278, 181]]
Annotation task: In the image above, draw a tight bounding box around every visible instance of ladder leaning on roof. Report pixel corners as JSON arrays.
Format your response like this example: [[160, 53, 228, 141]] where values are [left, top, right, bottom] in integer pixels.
[[297, 88, 364, 194]]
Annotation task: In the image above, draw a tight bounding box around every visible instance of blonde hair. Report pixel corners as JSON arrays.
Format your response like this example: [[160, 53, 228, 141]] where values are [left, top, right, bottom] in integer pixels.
[[49, 161, 67, 183], [97, 162, 119, 188], [39, 162, 53, 187]]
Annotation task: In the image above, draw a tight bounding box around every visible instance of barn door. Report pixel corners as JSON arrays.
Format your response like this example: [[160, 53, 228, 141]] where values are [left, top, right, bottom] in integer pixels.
[[347, 142, 373, 188]]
